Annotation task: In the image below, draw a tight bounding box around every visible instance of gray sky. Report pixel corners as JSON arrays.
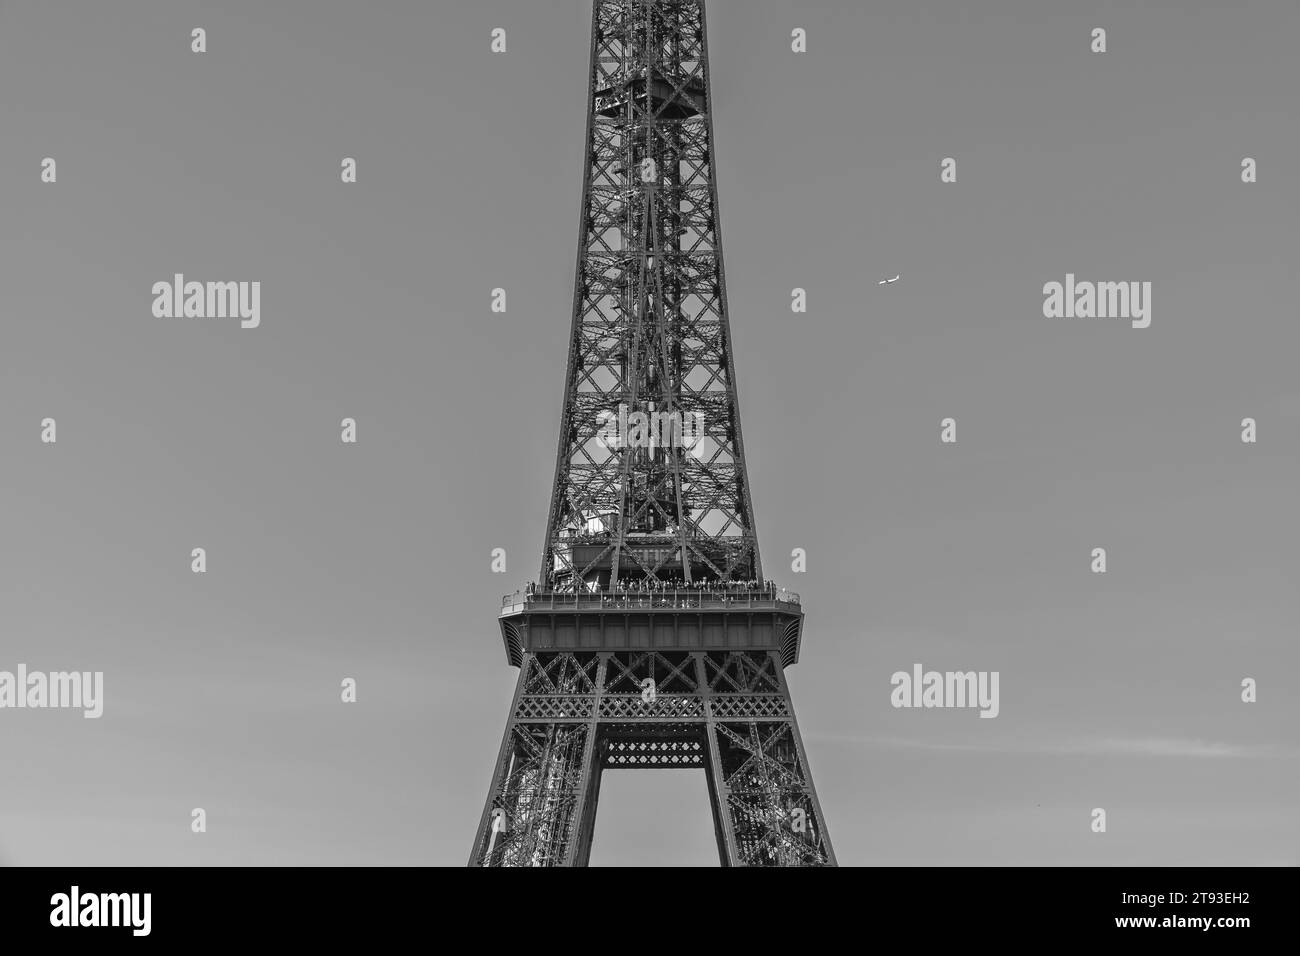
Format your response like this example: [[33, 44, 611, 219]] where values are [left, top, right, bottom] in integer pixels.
[[1, 0, 1296, 866]]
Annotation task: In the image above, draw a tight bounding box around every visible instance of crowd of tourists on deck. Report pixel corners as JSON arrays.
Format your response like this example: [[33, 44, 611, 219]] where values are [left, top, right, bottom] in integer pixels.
[[521, 577, 793, 603]]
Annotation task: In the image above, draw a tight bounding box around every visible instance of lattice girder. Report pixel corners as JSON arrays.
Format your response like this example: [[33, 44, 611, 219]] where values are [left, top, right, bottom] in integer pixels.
[[541, 0, 762, 591]]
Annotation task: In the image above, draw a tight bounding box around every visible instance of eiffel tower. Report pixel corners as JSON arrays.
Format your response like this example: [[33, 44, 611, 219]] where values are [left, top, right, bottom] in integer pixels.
[[470, 0, 835, 867]]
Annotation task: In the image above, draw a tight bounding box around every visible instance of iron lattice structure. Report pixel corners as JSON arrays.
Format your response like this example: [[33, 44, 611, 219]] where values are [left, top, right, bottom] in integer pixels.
[[471, 1, 835, 867], [541, 0, 758, 590]]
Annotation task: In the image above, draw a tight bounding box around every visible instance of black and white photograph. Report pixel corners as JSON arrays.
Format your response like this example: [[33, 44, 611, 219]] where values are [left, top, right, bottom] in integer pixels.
[[1, 0, 1294, 939]]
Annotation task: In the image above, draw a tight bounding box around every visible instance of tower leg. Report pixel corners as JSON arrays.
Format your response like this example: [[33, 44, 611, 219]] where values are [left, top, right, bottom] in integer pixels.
[[700, 652, 836, 866], [470, 653, 603, 867], [563, 654, 608, 866]]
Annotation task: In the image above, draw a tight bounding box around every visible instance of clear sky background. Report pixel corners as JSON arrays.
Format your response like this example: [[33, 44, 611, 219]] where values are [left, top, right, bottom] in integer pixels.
[[1, 0, 1296, 866]]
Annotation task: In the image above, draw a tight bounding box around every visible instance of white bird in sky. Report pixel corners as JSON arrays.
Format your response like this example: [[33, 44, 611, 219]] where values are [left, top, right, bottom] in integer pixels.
[[878, 275, 901, 285]]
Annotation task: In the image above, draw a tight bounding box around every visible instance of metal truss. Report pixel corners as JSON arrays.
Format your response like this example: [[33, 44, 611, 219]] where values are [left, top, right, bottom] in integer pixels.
[[469, 651, 836, 867], [541, 0, 762, 590]]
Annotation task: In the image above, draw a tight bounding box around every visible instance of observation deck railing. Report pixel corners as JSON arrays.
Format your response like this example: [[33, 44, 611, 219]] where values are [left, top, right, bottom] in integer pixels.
[[501, 587, 801, 615]]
